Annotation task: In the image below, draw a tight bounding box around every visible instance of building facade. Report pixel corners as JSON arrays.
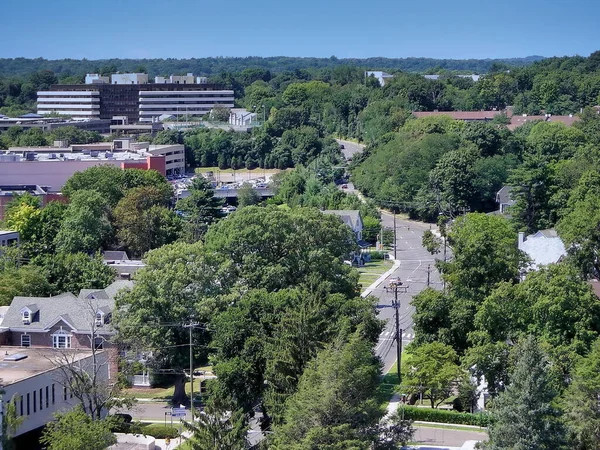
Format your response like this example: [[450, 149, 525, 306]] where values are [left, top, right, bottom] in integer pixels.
[[37, 73, 234, 123]]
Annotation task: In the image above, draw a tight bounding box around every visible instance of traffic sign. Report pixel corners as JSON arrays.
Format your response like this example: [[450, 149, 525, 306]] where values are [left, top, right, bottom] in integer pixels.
[[171, 407, 187, 417]]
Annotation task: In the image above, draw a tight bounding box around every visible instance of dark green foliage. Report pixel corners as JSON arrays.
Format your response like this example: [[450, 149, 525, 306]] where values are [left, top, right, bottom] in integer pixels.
[[141, 424, 179, 439], [484, 336, 566, 450]]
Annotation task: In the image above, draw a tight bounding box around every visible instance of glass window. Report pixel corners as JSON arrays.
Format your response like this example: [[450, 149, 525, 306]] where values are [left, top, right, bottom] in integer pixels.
[[21, 335, 31, 347], [52, 331, 72, 349]]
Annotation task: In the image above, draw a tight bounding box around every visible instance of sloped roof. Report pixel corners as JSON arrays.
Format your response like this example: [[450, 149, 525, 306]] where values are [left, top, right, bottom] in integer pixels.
[[496, 186, 515, 205], [2, 281, 133, 332], [322, 210, 363, 232], [103, 251, 130, 261], [519, 229, 566, 268]]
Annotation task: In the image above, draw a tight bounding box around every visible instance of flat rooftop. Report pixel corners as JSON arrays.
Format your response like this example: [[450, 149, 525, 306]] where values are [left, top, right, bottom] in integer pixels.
[[2, 150, 150, 163], [0, 347, 95, 385]]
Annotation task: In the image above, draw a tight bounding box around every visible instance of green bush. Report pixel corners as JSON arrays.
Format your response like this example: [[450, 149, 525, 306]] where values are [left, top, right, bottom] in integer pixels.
[[369, 251, 386, 260], [401, 406, 491, 427], [142, 424, 180, 439]]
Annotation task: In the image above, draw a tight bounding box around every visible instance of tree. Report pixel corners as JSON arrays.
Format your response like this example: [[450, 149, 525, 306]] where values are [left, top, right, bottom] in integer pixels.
[[203, 206, 358, 295], [182, 398, 248, 450], [114, 242, 235, 406], [563, 338, 600, 450], [31, 252, 116, 295], [210, 105, 231, 122], [484, 336, 566, 450], [421, 229, 441, 255], [54, 190, 112, 254], [1, 394, 23, 450], [176, 177, 223, 241], [40, 406, 116, 450], [401, 341, 464, 409], [271, 330, 382, 449], [113, 186, 180, 256], [0, 265, 51, 306], [3, 193, 41, 240], [237, 183, 260, 208]]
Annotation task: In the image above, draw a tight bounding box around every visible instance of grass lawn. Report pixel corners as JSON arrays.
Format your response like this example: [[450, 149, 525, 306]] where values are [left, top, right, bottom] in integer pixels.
[[376, 362, 401, 411], [414, 422, 487, 432], [124, 367, 212, 400], [358, 258, 393, 291]]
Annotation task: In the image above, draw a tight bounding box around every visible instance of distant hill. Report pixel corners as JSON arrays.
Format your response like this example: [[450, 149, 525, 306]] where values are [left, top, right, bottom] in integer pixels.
[[0, 55, 547, 77]]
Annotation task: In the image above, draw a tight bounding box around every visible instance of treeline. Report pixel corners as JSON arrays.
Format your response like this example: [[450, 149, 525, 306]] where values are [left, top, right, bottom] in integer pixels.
[[351, 107, 600, 227], [0, 55, 545, 78]]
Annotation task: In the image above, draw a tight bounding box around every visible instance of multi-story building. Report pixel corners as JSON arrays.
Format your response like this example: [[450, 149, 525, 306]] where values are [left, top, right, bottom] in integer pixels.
[[37, 73, 234, 123], [0, 139, 184, 192]]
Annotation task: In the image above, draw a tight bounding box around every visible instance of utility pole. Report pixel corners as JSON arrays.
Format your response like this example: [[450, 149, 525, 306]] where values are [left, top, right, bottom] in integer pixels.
[[427, 264, 431, 287], [189, 325, 194, 419], [392, 281, 402, 384], [183, 323, 199, 419], [393, 212, 397, 260]]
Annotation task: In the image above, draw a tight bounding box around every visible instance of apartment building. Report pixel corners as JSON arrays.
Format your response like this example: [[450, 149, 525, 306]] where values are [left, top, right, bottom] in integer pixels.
[[37, 73, 234, 123]]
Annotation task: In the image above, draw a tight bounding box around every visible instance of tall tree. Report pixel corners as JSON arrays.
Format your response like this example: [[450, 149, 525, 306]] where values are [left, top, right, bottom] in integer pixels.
[[484, 336, 566, 450], [54, 190, 112, 254], [563, 338, 600, 450], [176, 177, 223, 241]]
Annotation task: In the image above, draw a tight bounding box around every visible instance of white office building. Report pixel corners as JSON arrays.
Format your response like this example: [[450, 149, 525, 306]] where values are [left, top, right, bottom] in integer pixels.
[[37, 90, 101, 119], [111, 73, 149, 85], [138, 90, 234, 121]]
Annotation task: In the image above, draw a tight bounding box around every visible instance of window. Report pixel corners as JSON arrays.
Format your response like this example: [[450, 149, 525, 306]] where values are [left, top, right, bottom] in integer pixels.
[[63, 386, 67, 401], [52, 330, 72, 349], [19, 395, 23, 417], [94, 337, 104, 350], [46, 386, 49, 408], [33, 391, 37, 413], [21, 334, 31, 347], [26, 393, 30, 415], [95, 312, 104, 326], [22, 310, 30, 324], [52, 384, 55, 404], [39, 388, 43, 410]]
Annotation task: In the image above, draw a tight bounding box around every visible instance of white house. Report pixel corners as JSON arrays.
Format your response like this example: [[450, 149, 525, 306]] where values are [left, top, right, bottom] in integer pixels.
[[518, 229, 567, 269]]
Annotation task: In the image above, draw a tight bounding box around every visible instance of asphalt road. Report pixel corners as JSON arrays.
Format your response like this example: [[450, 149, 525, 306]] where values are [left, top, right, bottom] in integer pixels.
[[336, 139, 365, 160], [373, 213, 442, 373]]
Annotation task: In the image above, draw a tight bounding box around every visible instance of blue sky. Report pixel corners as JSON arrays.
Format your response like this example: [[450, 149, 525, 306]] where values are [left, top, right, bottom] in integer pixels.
[[3, 0, 599, 60]]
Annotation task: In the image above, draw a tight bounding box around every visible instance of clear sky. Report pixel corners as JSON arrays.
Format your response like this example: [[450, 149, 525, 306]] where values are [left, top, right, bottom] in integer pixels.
[[3, 0, 599, 60]]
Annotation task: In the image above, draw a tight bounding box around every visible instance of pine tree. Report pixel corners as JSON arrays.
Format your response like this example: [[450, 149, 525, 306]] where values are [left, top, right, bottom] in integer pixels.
[[484, 336, 566, 450]]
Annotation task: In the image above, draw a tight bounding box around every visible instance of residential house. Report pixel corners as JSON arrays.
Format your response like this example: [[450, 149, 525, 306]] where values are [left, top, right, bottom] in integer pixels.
[[518, 229, 567, 270], [495, 186, 515, 215], [322, 210, 364, 241], [102, 251, 145, 280], [0, 280, 133, 380]]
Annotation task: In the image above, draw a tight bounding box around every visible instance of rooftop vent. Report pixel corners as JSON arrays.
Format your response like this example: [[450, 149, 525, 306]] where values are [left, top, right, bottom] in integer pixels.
[[4, 353, 28, 362]]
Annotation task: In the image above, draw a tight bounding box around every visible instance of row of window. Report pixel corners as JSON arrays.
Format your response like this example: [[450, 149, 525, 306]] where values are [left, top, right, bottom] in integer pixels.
[[20, 333, 104, 349], [13, 384, 73, 417]]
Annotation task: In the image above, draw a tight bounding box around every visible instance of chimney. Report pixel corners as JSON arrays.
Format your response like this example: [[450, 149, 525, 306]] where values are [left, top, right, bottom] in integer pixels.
[[518, 232, 526, 247]]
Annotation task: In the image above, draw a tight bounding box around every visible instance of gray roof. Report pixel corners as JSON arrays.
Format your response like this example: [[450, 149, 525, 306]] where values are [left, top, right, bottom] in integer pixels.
[[103, 251, 130, 261], [496, 186, 515, 205], [1, 281, 133, 332], [322, 210, 363, 232]]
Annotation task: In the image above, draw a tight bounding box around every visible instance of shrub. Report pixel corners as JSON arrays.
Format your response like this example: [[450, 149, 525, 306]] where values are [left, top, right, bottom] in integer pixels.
[[400, 406, 491, 427], [369, 251, 386, 260], [142, 424, 180, 439]]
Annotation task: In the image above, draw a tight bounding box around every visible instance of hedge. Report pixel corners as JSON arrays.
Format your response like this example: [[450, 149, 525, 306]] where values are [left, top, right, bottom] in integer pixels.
[[401, 406, 491, 427], [142, 424, 180, 439]]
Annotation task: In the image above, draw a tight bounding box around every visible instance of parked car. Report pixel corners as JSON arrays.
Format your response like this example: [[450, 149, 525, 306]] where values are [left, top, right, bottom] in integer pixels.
[[341, 184, 348, 189]]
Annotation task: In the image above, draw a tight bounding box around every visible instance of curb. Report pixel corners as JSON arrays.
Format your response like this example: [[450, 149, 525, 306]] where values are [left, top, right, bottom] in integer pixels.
[[362, 253, 400, 298]]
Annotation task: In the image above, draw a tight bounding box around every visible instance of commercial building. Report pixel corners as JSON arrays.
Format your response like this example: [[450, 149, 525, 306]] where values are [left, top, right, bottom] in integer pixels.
[[0, 347, 109, 440], [37, 73, 234, 123], [0, 185, 65, 220], [0, 139, 184, 192], [365, 71, 394, 87], [0, 230, 20, 248]]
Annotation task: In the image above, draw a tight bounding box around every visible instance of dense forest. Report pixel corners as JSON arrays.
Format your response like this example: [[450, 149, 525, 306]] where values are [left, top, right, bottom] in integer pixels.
[[0, 55, 545, 78]]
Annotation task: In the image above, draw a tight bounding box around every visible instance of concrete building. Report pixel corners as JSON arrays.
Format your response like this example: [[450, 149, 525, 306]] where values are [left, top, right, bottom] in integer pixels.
[[0, 347, 109, 439], [0, 151, 167, 192], [37, 73, 234, 123], [0, 139, 183, 191], [85, 73, 109, 84]]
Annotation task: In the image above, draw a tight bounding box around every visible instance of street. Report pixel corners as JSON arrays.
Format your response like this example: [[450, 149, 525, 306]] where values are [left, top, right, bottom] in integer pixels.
[[336, 139, 365, 160], [374, 213, 442, 372]]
